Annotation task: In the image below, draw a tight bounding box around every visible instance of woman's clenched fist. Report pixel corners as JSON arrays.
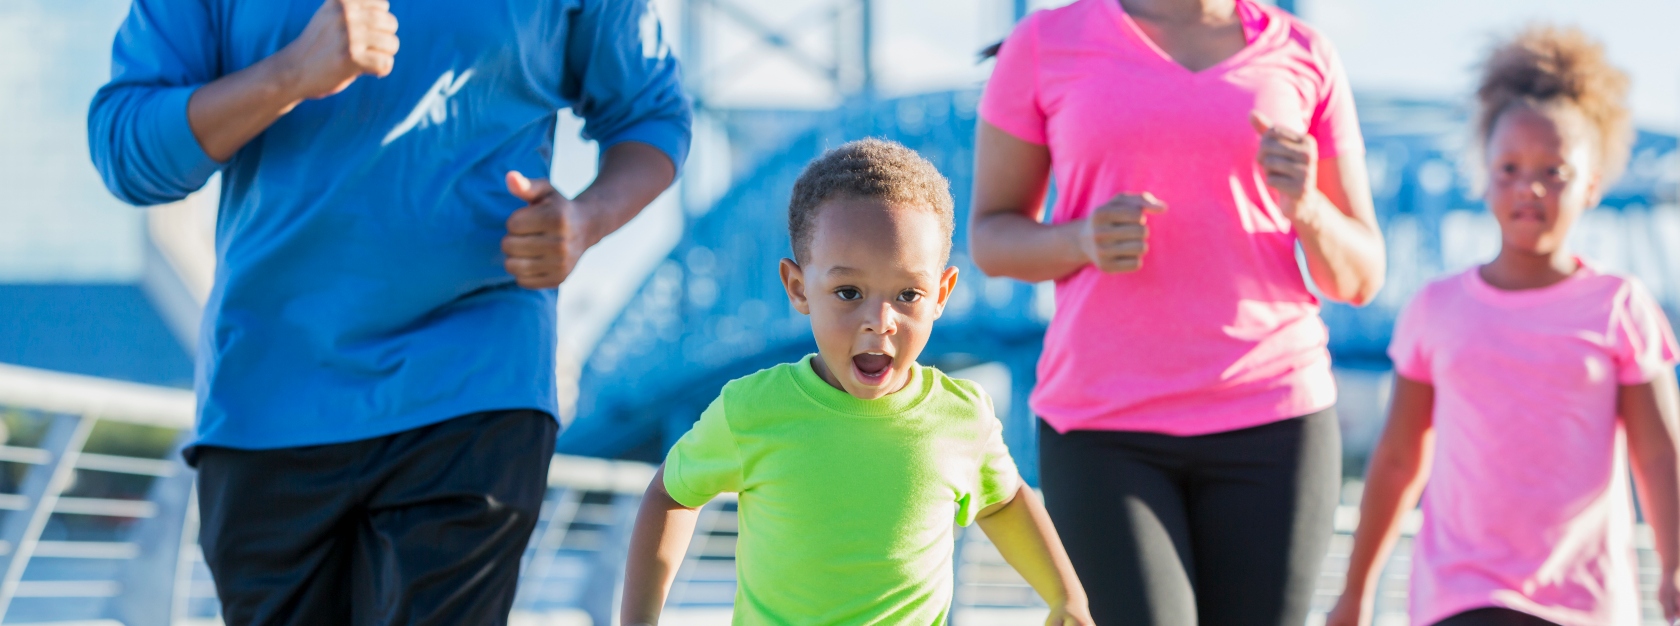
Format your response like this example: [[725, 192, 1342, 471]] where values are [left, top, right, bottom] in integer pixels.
[[1079, 192, 1168, 273], [1250, 111, 1318, 221]]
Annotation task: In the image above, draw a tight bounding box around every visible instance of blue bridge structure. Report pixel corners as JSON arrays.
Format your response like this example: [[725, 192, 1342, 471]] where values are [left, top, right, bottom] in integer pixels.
[[559, 89, 1680, 479]]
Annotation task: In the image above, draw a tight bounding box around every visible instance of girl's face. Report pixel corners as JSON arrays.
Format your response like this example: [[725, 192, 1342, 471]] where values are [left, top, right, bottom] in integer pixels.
[[1484, 105, 1602, 256]]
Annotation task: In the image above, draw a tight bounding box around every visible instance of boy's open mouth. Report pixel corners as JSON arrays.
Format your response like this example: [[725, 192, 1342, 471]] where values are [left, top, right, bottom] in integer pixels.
[[852, 352, 893, 383]]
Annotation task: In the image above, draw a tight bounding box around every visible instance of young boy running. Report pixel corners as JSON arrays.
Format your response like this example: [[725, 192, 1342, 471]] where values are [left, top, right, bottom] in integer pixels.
[[619, 139, 1092, 625]]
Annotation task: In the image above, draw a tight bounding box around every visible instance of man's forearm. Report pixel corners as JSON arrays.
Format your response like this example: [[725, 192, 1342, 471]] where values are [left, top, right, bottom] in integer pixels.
[[184, 0, 399, 162], [572, 142, 678, 247], [186, 54, 309, 162]]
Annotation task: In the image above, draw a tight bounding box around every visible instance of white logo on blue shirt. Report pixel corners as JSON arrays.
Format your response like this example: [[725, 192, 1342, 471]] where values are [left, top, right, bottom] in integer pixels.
[[639, 2, 669, 60], [382, 69, 476, 145]]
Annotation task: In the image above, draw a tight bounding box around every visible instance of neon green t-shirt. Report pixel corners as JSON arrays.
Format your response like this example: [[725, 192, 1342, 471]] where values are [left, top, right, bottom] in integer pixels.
[[662, 354, 1021, 625]]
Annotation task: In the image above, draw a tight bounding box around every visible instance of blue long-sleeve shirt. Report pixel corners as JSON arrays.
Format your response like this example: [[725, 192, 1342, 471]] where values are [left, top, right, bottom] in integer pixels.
[[89, 0, 691, 452]]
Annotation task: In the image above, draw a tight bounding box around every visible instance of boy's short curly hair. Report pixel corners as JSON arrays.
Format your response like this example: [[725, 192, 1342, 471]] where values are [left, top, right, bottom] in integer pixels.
[[1476, 24, 1632, 183], [787, 138, 955, 265]]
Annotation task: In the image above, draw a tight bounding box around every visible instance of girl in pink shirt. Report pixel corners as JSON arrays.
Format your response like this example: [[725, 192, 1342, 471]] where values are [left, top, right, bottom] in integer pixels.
[[971, 0, 1385, 623], [1329, 27, 1680, 626]]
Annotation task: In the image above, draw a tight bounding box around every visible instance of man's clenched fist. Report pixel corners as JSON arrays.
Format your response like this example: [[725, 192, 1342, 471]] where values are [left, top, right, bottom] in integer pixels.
[[278, 0, 400, 100], [503, 171, 591, 289]]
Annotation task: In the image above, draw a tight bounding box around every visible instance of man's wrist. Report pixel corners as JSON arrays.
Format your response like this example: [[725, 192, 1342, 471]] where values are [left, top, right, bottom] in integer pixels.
[[257, 47, 310, 110], [567, 196, 614, 250]]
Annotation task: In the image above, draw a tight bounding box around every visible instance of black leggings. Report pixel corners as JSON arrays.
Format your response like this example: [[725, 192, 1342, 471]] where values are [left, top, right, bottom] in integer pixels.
[[1434, 608, 1561, 626], [1038, 410, 1341, 626]]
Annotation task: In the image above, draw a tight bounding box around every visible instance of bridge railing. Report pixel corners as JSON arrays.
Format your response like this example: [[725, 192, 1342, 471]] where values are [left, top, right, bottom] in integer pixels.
[[2, 363, 1671, 625], [0, 362, 199, 625]]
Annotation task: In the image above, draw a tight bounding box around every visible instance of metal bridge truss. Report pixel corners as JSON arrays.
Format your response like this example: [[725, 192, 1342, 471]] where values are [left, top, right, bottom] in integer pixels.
[[564, 90, 1680, 472]]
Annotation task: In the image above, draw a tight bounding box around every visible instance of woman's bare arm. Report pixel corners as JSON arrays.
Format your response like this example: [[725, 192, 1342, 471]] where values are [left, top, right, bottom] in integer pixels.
[[1251, 113, 1385, 305], [969, 122, 1169, 282], [1296, 154, 1387, 305], [968, 122, 1085, 282]]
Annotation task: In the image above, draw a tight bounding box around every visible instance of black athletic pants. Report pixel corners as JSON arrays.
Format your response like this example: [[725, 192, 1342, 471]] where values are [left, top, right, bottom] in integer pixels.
[[1435, 608, 1561, 626], [194, 409, 558, 626], [1038, 410, 1341, 626]]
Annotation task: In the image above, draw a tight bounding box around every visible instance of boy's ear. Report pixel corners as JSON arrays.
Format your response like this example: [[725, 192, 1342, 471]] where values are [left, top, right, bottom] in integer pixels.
[[933, 265, 959, 318], [779, 258, 811, 315]]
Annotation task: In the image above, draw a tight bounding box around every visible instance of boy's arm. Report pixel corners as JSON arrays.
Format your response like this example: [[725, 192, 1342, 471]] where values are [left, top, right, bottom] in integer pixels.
[[1326, 375, 1435, 626], [1623, 370, 1680, 624], [621, 467, 702, 626], [975, 482, 1093, 626]]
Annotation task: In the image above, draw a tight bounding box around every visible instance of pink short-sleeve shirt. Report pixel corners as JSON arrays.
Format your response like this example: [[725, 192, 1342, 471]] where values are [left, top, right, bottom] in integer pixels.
[[979, 0, 1366, 434], [1390, 262, 1680, 626]]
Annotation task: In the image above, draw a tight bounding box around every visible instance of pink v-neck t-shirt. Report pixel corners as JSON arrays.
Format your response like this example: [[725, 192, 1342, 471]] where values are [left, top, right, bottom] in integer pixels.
[[1390, 262, 1680, 626], [979, 0, 1365, 435]]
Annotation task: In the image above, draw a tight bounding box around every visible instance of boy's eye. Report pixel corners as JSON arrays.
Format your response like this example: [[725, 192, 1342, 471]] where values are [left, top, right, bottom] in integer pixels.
[[835, 287, 861, 301], [897, 290, 923, 303]]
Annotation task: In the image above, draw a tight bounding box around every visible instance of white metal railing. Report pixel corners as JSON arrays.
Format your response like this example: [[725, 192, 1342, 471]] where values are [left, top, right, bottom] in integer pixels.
[[0, 363, 695, 625], [0, 362, 197, 625], [0, 363, 195, 431], [3, 362, 1671, 625]]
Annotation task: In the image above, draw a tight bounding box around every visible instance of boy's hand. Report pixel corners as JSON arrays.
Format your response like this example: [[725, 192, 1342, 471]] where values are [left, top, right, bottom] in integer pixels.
[[504, 171, 592, 289], [277, 0, 399, 100], [1079, 192, 1167, 273], [1045, 602, 1095, 626], [1250, 111, 1319, 223]]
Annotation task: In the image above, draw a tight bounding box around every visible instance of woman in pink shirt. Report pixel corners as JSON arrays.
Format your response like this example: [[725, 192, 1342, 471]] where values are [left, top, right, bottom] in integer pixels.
[[971, 0, 1385, 623], [1328, 27, 1680, 626]]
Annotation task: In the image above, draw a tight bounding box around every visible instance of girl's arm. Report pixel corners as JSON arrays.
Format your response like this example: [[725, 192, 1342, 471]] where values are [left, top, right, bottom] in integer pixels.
[[1326, 375, 1436, 626], [1623, 370, 1680, 623], [975, 483, 1094, 626], [620, 467, 702, 626]]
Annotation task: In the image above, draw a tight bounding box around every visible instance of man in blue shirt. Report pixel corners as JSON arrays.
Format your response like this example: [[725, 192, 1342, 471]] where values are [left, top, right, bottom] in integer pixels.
[[88, 0, 690, 622]]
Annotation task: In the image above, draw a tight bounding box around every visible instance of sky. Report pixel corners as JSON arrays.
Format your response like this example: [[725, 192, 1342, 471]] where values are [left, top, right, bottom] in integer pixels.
[[681, 0, 1679, 129], [0, 0, 136, 281], [2, 0, 1676, 353]]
